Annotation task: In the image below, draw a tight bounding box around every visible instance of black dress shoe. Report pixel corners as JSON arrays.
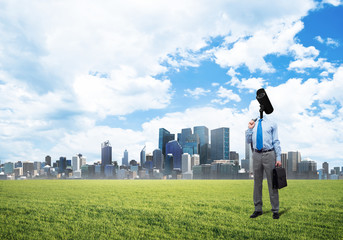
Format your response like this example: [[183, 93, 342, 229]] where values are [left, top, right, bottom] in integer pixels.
[[273, 213, 279, 219], [250, 211, 262, 218]]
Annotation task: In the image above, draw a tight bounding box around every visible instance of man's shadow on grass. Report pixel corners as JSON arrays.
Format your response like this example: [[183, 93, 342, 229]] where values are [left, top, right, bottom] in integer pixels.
[[278, 207, 291, 216]]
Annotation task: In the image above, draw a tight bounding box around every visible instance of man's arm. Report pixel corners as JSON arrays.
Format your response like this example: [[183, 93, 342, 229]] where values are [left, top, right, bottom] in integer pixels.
[[246, 120, 255, 144]]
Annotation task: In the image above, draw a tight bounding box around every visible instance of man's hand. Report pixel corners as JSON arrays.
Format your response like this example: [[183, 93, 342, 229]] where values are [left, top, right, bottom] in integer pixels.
[[275, 161, 282, 167], [248, 120, 255, 129]]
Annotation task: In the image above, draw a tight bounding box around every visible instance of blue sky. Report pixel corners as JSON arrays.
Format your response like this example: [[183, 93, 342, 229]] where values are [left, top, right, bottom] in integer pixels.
[[0, 0, 342, 169]]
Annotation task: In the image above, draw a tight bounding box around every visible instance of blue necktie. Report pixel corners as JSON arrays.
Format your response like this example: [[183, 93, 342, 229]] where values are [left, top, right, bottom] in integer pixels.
[[256, 119, 263, 150]]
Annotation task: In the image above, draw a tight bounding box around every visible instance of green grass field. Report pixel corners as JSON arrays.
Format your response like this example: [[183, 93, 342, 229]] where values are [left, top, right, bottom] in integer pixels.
[[0, 180, 342, 239]]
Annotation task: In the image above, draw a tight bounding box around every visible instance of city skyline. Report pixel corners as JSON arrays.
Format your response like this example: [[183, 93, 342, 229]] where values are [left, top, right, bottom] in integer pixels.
[[0, 1, 343, 168]]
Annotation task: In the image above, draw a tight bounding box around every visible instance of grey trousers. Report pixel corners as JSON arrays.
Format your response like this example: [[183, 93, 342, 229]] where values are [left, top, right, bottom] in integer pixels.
[[253, 150, 279, 213]]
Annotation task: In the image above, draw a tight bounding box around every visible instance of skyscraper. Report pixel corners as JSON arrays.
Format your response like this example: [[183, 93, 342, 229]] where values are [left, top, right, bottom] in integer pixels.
[[183, 133, 200, 156], [179, 128, 192, 147], [211, 127, 230, 161], [101, 141, 112, 167], [194, 126, 210, 164], [72, 155, 80, 172], [181, 153, 191, 173], [322, 162, 329, 176], [166, 140, 183, 170], [122, 149, 129, 166], [45, 155, 51, 166], [159, 128, 175, 158], [153, 149, 163, 170], [287, 151, 301, 176], [59, 157, 67, 173], [140, 146, 146, 167]]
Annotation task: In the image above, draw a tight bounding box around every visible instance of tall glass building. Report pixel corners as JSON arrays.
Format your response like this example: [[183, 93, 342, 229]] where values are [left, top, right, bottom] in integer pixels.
[[140, 146, 146, 167], [287, 151, 301, 176], [159, 128, 175, 158], [122, 149, 129, 166], [101, 140, 112, 167], [153, 149, 163, 170], [59, 157, 67, 173], [194, 126, 209, 164], [211, 127, 230, 161], [166, 140, 183, 170]]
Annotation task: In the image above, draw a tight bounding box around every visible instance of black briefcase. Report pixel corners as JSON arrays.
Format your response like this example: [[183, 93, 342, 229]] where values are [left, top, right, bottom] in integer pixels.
[[272, 167, 287, 189]]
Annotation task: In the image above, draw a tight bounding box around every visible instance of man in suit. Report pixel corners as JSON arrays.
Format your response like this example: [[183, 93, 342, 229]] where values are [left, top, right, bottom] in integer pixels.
[[246, 116, 282, 219]]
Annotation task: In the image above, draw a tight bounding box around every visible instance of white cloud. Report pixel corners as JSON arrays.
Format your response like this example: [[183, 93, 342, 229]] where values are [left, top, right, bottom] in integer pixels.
[[288, 58, 336, 73], [184, 87, 210, 99], [211, 82, 220, 87], [321, 0, 343, 7], [315, 36, 340, 48], [73, 67, 172, 118], [211, 86, 241, 105], [228, 77, 265, 93], [213, 20, 306, 73]]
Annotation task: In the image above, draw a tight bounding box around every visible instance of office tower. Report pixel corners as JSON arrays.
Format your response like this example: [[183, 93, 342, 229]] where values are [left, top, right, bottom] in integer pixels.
[[191, 154, 200, 169], [322, 162, 329, 176], [59, 157, 67, 173], [241, 159, 249, 172], [179, 128, 192, 147], [298, 158, 317, 173], [194, 126, 210, 164], [122, 149, 129, 166], [140, 146, 146, 167], [280, 152, 287, 169], [211, 127, 230, 161], [165, 154, 174, 175], [4, 162, 14, 174], [80, 156, 87, 166], [245, 131, 253, 172], [23, 162, 34, 176], [153, 149, 163, 170], [15, 161, 23, 168], [159, 128, 175, 158], [183, 133, 200, 156], [166, 140, 183, 170], [72, 155, 80, 172], [229, 151, 239, 161], [334, 167, 340, 175], [45, 155, 51, 166], [34, 162, 41, 172], [287, 151, 301, 176], [182, 153, 191, 173], [101, 141, 112, 167]]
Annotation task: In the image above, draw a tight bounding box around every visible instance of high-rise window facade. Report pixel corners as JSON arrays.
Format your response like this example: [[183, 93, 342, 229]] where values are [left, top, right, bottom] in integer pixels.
[[166, 140, 183, 170], [101, 140, 112, 167], [159, 128, 175, 158], [194, 126, 209, 164], [211, 127, 230, 161]]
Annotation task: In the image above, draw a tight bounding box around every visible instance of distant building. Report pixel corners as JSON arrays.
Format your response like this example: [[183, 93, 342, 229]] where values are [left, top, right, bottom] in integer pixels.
[[59, 157, 67, 173], [23, 162, 34, 177], [166, 140, 183, 170], [191, 154, 200, 170], [153, 149, 163, 170], [298, 158, 317, 179], [181, 153, 191, 173], [194, 126, 210, 164], [72, 155, 80, 172], [159, 128, 175, 159], [45, 155, 51, 166], [140, 146, 146, 167], [164, 154, 174, 175], [101, 141, 112, 167], [334, 167, 340, 175], [211, 127, 230, 161], [122, 149, 129, 166], [229, 151, 239, 161], [4, 162, 14, 174], [322, 162, 329, 176], [287, 151, 301, 177]]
